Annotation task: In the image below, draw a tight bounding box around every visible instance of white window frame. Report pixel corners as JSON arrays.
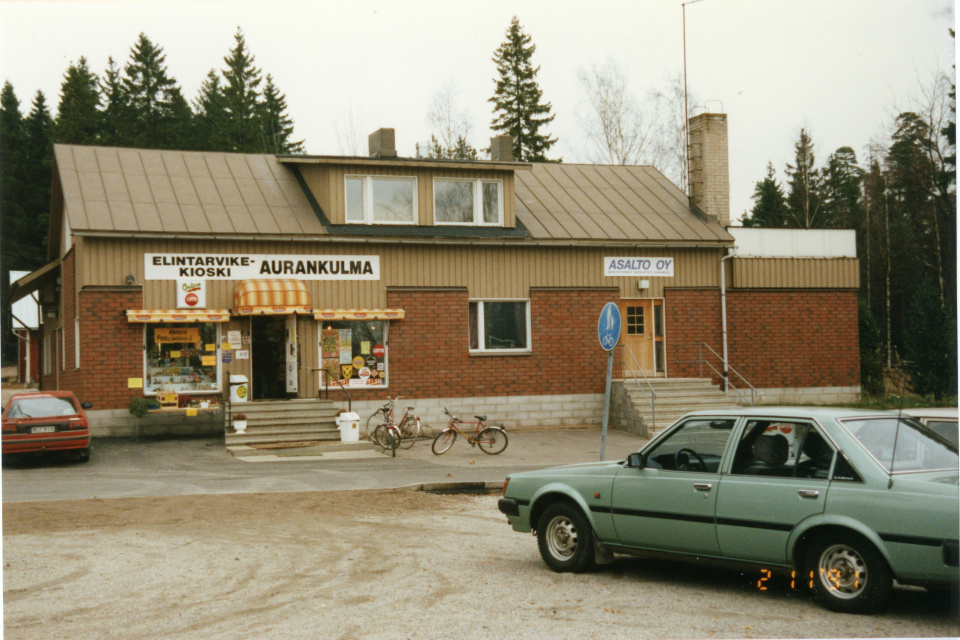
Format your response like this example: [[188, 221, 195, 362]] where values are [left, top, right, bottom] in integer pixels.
[[433, 178, 503, 226], [469, 299, 531, 354], [344, 175, 418, 224]]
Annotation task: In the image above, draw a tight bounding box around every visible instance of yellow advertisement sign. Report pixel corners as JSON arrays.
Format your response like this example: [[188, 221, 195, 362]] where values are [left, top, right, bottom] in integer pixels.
[[155, 327, 200, 344]]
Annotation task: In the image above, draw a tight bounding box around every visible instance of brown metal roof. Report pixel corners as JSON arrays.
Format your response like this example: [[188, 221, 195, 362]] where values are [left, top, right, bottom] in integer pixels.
[[515, 164, 733, 244], [54, 145, 326, 237], [53, 145, 733, 246]]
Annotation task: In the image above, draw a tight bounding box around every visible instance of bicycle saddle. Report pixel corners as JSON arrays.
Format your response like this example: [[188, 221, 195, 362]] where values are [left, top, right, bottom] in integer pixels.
[[475, 415, 487, 421]]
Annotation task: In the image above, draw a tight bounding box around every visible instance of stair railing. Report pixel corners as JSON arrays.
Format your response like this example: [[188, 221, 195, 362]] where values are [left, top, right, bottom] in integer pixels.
[[313, 368, 352, 412], [673, 342, 758, 405], [618, 344, 656, 432]]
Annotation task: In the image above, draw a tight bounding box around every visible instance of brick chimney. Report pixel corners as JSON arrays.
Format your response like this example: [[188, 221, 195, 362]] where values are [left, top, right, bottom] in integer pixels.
[[368, 128, 397, 158], [687, 113, 730, 227], [489, 135, 514, 162]]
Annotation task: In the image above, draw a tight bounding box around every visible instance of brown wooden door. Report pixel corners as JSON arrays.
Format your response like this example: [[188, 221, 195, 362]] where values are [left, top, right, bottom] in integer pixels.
[[619, 300, 655, 376]]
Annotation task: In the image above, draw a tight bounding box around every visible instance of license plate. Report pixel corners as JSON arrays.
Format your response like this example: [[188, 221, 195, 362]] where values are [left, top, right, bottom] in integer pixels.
[[31, 426, 56, 434]]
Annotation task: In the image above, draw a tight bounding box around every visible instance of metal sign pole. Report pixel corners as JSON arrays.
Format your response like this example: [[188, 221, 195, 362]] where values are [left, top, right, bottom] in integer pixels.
[[597, 302, 621, 461], [600, 348, 613, 461]]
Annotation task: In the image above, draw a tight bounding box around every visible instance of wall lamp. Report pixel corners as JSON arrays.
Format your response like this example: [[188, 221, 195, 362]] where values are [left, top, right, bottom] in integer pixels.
[[124, 275, 138, 285]]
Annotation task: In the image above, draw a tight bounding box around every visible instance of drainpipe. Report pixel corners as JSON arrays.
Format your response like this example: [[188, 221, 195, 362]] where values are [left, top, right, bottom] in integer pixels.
[[720, 247, 736, 392]]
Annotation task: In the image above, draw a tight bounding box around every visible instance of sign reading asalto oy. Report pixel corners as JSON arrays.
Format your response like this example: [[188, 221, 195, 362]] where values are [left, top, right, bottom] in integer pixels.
[[146, 254, 380, 280], [604, 257, 674, 278]]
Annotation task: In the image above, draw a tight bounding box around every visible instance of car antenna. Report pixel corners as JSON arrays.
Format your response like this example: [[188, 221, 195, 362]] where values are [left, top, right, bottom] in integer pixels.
[[888, 369, 908, 489]]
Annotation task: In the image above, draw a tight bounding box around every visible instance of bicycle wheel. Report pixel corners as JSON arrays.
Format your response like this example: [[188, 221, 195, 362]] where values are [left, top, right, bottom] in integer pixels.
[[366, 411, 387, 438], [431, 429, 457, 455], [398, 417, 420, 449], [477, 427, 508, 455], [384, 426, 401, 453], [372, 424, 392, 447]]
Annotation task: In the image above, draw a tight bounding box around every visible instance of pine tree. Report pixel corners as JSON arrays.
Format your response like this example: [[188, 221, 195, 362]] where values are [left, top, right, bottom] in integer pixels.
[[489, 17, 557, 162], [904, 279, 956, 399], [221, 29, 263, 152], [259, 74, 303, 154], [54, 57, 102, 145], [742, 163, 787, 227]]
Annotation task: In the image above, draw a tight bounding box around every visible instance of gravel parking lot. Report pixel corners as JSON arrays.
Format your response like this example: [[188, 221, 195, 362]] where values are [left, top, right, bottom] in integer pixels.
[[4, 489, 958, 640]]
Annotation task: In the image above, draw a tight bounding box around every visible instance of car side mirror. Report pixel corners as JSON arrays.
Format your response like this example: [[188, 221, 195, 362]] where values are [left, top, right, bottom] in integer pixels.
[[82, 402, 92, 409], [626, 452, 645, 469]]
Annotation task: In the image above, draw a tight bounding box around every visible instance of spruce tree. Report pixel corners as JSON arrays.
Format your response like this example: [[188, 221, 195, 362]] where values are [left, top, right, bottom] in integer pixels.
[[54, 57, 102, 145], [194, 69, 227, 150], [820, 147, 862, 229], [221, 29, 263, 152], [259, 74, 304, 154], [904, 279, 956, 400], [742, 163, 787, 227], [99, 57, 128, 146], [489, 17, 557, 162], [122, 33, 182, 147], [21, 91, 53, 266], [784, 129, 823, 228]]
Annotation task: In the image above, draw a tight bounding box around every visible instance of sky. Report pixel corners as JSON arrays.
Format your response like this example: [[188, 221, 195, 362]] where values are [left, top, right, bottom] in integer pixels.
[[0, 0, 954, 222]]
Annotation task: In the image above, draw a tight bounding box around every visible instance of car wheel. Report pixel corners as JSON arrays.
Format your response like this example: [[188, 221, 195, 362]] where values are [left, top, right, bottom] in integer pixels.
[[537, 502, 596, 573], [804, 532, 892, 614]]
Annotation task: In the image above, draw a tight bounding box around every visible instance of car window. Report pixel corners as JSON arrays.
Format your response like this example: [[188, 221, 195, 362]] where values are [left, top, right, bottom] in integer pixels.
[[730, 421, 834, 479], [925, 420, 959, 447], [5, 397, 80, 419], [643, 418, 735, 473], [842, 417, 959, 473]]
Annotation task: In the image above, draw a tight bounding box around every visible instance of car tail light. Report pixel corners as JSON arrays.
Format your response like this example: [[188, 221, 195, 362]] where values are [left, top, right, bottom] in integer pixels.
[[2, 423, 16, 433], [68, 418, 87, 429]]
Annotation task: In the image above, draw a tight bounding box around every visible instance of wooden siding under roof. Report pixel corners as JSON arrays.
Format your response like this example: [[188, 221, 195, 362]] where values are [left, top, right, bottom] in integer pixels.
[[732, 257, 859, 289]]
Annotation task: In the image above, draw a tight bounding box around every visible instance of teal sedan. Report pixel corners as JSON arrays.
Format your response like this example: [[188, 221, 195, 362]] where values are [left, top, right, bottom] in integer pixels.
[[498, 408, 959, 614]]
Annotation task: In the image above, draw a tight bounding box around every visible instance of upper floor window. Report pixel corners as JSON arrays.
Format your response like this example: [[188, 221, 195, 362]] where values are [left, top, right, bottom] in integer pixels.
[[469, 300, 530, 353], [434, 179, 502, 225], [345, 176, 416, 224]]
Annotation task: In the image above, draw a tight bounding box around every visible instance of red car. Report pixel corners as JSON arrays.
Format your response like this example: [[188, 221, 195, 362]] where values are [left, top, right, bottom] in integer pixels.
[[2, 391, 92, 462]]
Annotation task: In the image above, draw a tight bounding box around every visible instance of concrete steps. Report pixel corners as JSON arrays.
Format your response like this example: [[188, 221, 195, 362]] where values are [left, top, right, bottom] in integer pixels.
[[622, 378, 743, 437], [224, 399, 374, 454]]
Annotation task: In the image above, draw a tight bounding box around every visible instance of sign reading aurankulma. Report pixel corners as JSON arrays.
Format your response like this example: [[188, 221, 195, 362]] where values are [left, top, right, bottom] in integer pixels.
[[146, 254, 380, 280]]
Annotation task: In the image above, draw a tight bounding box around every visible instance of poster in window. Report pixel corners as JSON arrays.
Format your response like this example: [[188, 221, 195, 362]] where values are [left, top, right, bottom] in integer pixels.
[[321, 329, 339, 358], [155, 327, 200, 344]]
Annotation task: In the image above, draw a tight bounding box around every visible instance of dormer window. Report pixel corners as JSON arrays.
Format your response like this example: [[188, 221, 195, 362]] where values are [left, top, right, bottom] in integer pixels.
[[345, 175, 417, 224], [434, 179, 502, 225]]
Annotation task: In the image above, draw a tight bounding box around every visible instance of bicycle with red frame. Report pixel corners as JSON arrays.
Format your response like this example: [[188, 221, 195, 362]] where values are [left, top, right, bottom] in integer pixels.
[[431, 407, 508, 455]]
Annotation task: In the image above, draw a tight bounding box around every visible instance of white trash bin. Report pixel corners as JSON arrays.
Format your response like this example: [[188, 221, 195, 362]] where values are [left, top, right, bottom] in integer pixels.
[[336, 412, 360, 442], [229, 375, 249, 403]]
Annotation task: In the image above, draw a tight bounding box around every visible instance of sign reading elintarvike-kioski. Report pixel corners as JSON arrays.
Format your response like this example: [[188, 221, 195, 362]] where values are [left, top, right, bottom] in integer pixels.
[[145, 254, 381, 280], [603, 257, 674, 277]]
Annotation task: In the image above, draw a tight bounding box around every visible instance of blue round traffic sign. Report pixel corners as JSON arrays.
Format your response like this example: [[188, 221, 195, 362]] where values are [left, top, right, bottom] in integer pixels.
[[598, 302, 621, 351]]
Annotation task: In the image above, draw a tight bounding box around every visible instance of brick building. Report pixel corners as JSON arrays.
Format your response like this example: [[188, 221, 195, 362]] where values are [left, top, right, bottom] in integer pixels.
[[8, 114, 860, 435]]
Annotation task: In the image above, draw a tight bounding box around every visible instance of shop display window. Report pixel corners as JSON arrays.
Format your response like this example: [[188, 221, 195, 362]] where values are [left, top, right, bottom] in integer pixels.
[[319, 321, 388, 388], [145, 323, 220, 395]]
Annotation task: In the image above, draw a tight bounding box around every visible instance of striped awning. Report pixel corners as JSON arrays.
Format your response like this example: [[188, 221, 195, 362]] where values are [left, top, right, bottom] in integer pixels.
[[234, 279, 311, 315], [313, 309, 405, 321], [126, 309, 231, 323]]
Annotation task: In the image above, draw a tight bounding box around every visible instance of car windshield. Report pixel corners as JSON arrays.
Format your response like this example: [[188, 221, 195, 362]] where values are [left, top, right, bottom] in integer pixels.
[[842, 417, 959, 473], [5, 396, 80, 419]]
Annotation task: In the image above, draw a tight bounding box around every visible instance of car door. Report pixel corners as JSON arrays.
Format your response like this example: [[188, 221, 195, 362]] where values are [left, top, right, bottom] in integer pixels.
[[715, 419, 833, 564], [611, 417, 737, 556]]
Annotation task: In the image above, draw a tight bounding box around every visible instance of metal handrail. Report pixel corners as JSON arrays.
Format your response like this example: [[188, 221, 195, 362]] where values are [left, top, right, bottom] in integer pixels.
[[618, 344, 656, 432], [674, 341, 758, 405], [312, 368, 352, 412]]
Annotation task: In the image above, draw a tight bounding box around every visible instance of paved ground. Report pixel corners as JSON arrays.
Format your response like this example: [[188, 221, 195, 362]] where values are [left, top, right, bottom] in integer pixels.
[[2, 427, 648, 502]]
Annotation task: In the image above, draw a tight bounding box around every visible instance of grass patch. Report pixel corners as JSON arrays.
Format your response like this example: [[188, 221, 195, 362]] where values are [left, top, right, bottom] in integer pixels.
[[817, 394, 958, 411]]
